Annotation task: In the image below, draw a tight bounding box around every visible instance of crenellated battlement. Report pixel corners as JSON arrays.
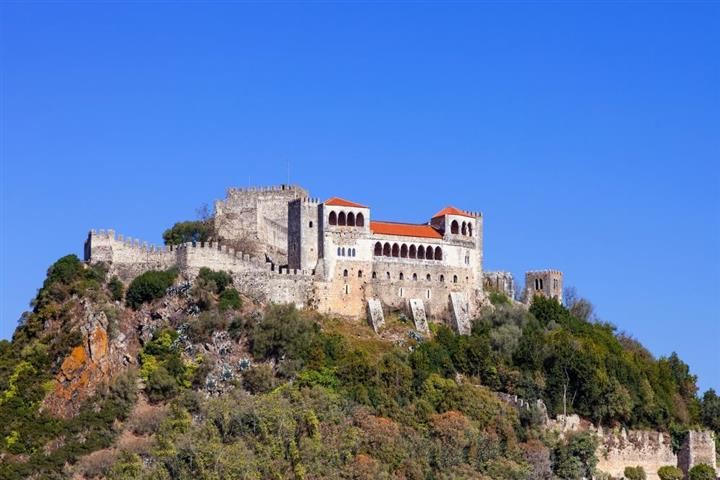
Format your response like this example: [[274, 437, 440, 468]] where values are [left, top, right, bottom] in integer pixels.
[[225, 184, 306, 195]]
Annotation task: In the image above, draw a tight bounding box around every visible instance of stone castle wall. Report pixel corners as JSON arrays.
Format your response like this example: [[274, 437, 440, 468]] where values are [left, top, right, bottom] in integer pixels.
[[596, 429, 677, 480], [85, 230, 314, 307], [214, 184, 307, 264]]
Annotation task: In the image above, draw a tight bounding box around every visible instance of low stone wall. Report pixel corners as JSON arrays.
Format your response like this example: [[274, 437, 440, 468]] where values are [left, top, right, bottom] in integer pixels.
[[596, 429, 677, 480]]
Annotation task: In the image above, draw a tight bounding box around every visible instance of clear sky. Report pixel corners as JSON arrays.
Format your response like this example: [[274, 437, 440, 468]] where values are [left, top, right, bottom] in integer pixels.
[[1, 3, 718, 392]]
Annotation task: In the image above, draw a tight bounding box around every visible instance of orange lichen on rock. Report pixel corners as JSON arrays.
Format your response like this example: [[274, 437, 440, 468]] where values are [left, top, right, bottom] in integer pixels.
[[61, 346, 88, 379]]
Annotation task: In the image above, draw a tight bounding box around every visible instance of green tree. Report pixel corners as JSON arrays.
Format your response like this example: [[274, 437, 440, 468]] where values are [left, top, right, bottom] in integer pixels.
[[162, 220, 214, 245], [125, 269, 177, 309]]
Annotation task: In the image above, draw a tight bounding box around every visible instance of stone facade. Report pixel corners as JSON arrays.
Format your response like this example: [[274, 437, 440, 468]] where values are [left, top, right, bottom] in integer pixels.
[[86, 184, 563, 333]]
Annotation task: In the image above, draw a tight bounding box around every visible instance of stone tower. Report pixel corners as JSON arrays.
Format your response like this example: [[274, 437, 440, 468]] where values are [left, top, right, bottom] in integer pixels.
[[288, 197, 321, 272], [524, 270, 563, 303]]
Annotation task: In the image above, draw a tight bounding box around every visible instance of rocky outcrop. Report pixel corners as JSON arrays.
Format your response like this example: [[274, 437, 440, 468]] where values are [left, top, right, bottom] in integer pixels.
[[43, 301, 131, 418]]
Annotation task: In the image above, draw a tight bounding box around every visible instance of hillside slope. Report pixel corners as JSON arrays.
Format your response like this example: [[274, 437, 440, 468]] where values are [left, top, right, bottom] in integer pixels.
[[0, 255, 717, 479]]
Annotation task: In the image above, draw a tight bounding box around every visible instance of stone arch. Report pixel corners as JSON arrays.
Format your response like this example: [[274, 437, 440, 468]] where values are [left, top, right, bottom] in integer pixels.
[[343, 269, 348, 277], [409, 245, 417, 259], [451, 220, 459, 234], [347, 212, 355, 226], [372, 271, 377, 279], [453, 275, 458, 284], [374, 242, 382, 256], [358, 270, 363, 278], [434, 246, 442, 260], [338, 211, 346, 226], [356, 212, 365, 227], [426, 246, 434, 260], [383, 243, 391, 256], [400, 244, 408, 258], [329, 211, 337, 225], [440, 274, 445, 282], [412, 273, 418, 281], [426, 273, 431, 281], [399, 272, 404, 280], [392, 243, 399, 257], [418, 245, 425, 259]]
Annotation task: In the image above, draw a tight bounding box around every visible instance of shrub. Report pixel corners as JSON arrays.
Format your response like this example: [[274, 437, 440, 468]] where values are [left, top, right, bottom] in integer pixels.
[[624, 466, 646, 480], [162, 220, 213, 246], [242, 364, 276, 394], [657, 466, 684, 480], [197, 267, 232, 294], [218, 288, 242, 312], [125, 269, 177, 309], [689, 464, 716, 480], [145, 366, 180, 403], [488, 291, 511, 306], [108, 276, 124, 302], [188, 312, 228, 343], [127, 404, 167, 436]]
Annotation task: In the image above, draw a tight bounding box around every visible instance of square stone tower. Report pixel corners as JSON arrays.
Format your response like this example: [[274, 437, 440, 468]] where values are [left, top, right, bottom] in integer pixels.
[[524, 270, 563, 303]]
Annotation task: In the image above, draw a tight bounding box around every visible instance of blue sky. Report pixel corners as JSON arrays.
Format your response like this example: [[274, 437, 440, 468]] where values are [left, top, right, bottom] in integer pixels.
[[1, 3, 718, 392]]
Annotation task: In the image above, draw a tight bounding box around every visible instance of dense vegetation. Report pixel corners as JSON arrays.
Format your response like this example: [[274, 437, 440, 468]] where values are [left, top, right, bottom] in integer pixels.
[[0, 256, 717, 479], [162, 220, 214, 246]]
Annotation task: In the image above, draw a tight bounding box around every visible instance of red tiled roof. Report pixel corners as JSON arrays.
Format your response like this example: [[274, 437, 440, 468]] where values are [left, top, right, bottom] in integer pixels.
[[324, 197, 368, 208], [370, 221, 443, 239], [431, 206, 476, 219]]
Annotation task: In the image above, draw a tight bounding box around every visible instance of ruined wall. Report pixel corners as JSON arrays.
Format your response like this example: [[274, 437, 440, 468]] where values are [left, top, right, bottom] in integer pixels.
[[214, 184, 307, 264], [484, 271, 516, 299], [678, 431, 718, 476], [596, 429, 677, 480]]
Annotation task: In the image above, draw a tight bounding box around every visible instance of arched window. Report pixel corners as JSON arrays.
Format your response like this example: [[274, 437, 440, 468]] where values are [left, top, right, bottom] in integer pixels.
[[535, 279, 539, 290], [374, 242, 382, 256], [337, 247, 341, 256], [412, 273, 418, 281], [386, 272, 391, 280], [329, 211, 337, 225], [352, 248, 356, 257], [418, 245, 425, 259], [400, 244, 408, 258], [383, 243, 391, 256], [399, 272, 404, 280], [451, 220, 459, 234], [309, 221, 313, 228], [358, 270, 363, 278], [356, 212, 365, 227], [409, 245, 417, 259], [426, 246, 434, 260], [434, 246, 442, 260], [426, 274, 431, 281], [343, 269, 348, 277], [341, 247, 346, 256], [347, 212, 355, 226], [468, 224, 472, 236], [453, 275, 458, 284], [461, 222, 467, 235], [440, 274, 445, 282], [338, 211, 346, 226], [372, 271, 377, 279], [392, 243, 399, 257]]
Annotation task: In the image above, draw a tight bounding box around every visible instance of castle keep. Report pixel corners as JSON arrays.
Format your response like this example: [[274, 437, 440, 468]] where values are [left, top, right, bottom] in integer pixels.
[[85, 184, 561, 332]]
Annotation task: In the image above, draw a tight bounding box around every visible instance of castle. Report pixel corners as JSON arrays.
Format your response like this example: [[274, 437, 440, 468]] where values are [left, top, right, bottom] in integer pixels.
[[85, 184, 562, 333]]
